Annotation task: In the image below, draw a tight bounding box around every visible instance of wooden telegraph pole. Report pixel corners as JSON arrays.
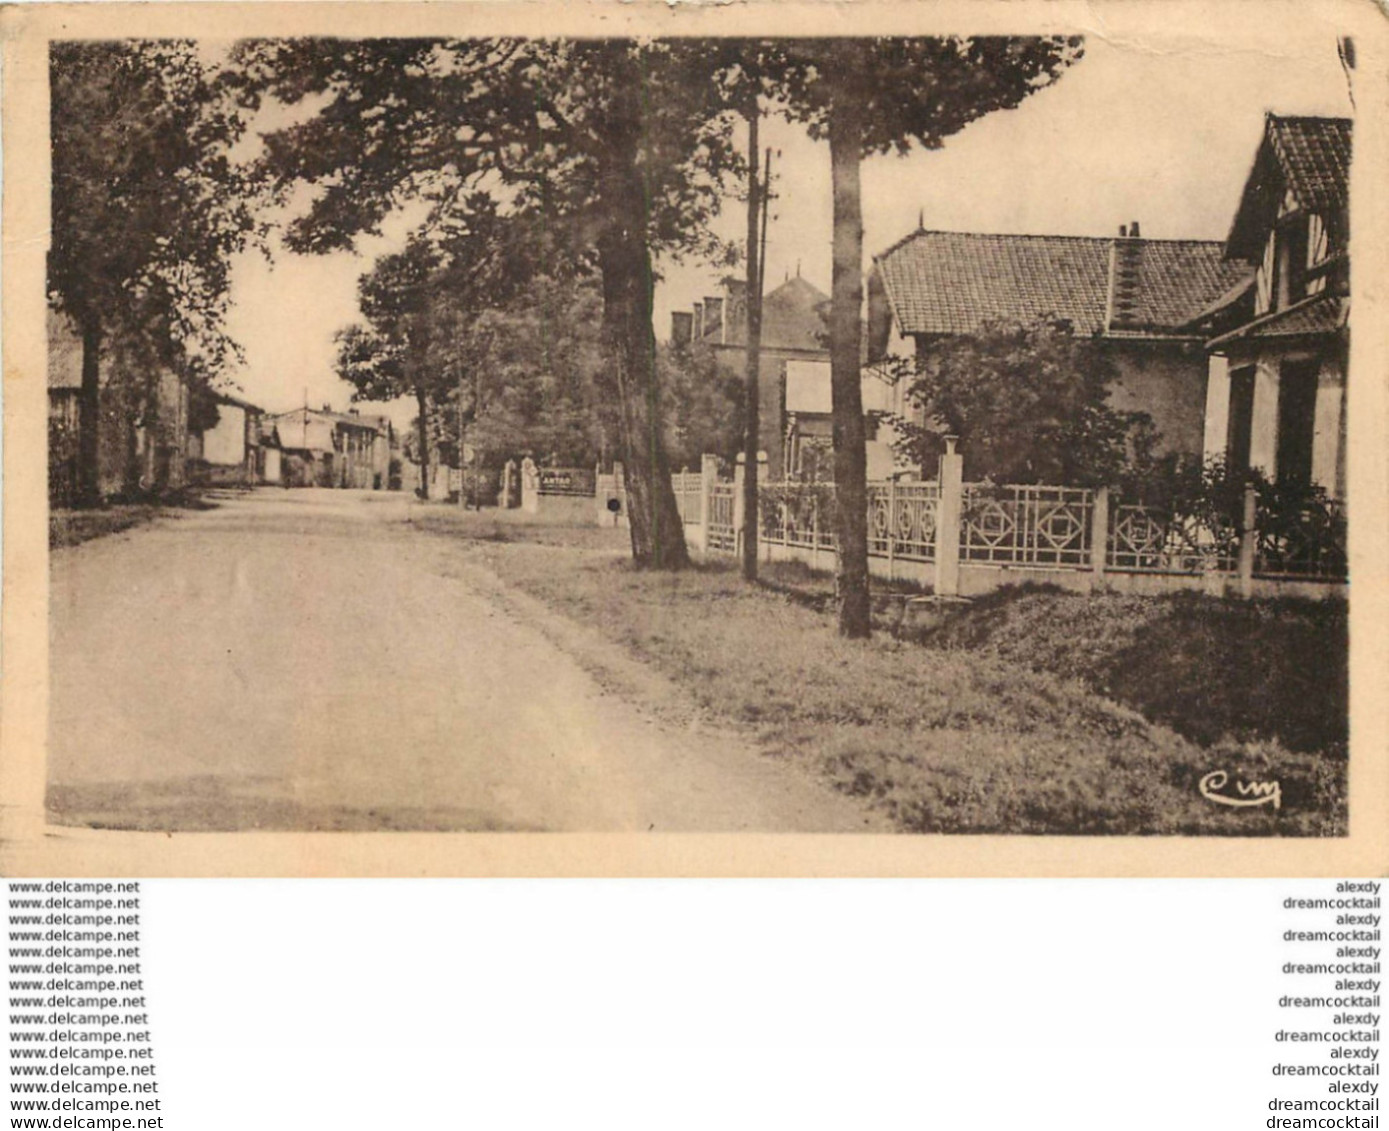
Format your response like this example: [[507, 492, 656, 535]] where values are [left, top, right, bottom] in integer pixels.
[[741, 103, 772, 582]]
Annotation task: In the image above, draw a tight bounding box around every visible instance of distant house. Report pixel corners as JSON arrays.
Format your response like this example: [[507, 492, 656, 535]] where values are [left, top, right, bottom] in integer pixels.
[[867, 225, 1254, 471], [778, 358, 905, 481], [47, 307, 190, 504], [189, 392, 274, 486], [1187, 114, 1350, 499], [266, 406, 394, 489], [671, 274, 833, 479]]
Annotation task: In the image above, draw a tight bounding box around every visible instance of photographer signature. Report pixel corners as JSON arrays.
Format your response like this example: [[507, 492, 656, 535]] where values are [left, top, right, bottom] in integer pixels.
[[1199, 769, 1281, 810]]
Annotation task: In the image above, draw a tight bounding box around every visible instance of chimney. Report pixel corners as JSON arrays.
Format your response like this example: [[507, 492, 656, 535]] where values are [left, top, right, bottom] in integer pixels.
[[723, 279, 747, 342], [1108, 222, 1144, 331], [671, 310, 693, 347]]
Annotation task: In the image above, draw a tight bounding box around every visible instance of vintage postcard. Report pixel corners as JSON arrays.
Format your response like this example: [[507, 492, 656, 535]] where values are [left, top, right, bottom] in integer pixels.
[[2, 0, 1385, 875]]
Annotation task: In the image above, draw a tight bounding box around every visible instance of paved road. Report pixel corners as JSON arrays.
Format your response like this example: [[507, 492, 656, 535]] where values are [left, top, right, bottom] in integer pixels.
[[48, 489, 877, 832]]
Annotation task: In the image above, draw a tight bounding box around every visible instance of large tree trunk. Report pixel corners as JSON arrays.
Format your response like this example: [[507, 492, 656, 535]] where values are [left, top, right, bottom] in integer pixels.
[[828, 105, 872, 639], [595, 65, 689, 572], [77, 317, 102, 507], [741, 102, 762, 582], [598, 229, 689, 571], [415, 385, 431, 499]]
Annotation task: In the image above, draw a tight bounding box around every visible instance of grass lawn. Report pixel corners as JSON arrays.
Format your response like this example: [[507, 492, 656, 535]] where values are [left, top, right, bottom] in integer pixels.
[[419, 508, 1345, 836]]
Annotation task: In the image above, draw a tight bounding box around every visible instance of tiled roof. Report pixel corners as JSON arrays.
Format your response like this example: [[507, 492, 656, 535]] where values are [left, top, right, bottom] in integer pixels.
[[1205, 292, 1346, 349], [761, 276, 831, 352], [1227, 115, 1351, 260], [266, 409, 337, 453], [711, 276, 831, 353], [212, 390, 264, 414], [874, 229, 1251, 338], [1269, 116, 1351, 215]]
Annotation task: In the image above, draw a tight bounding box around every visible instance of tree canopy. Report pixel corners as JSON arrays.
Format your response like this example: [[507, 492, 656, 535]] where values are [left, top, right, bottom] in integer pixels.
[[50, 40, 254, 500], [235, 37, 747, 566]]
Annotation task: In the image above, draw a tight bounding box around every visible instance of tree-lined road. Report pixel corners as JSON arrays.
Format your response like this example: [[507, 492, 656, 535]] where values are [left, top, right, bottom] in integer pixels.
[[47, 490, 878, 833]]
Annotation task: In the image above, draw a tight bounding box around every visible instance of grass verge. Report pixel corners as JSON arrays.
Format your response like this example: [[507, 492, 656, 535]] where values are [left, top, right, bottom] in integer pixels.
[[422, 511, 1345, 836], [916, 584, 1347, 758], [49, 490, 218, 549]]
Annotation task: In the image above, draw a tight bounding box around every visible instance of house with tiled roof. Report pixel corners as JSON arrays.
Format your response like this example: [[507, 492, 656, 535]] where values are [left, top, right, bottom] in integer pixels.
[[1187, 114, 1350, 499], [671, 273, 911, 479], [671, 274, 839, 479], [267, 406, 394, 489], [868, 225, 1254, 470], [188, 390, 279, 486]]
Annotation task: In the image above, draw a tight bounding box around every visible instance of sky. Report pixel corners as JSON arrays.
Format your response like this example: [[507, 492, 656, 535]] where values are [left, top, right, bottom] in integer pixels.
[[218, 32, 1353, 430]]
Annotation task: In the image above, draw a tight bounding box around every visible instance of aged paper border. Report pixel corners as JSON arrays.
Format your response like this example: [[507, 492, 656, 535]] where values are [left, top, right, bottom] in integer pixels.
[[2, 0, 1385, 877]]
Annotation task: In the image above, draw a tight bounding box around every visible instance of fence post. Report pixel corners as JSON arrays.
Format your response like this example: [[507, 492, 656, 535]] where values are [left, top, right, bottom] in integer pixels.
[[1238, 484, 1258, 599], [695, 454, 719, 554], [733, 453, 746, 560], [1091, 486, 1110, 587], [936, 437, 964, 596], [755, 450, 767, 564], [521, 457, 540, 514]]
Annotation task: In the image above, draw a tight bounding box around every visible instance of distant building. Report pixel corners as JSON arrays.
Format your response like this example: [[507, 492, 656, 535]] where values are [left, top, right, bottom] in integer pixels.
[[189, 392, 277, 486], [868, 225, 1254, 471], [671, 273, 833, 479], [47, 308, 190, 504], [266, 406, 394, 489], [1186, 114, 1350, 498], [780, 357, 905, 481]]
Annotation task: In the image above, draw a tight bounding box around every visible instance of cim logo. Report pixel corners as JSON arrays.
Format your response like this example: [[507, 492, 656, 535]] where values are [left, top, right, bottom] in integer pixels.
[[1199, 769, 1282, 810]]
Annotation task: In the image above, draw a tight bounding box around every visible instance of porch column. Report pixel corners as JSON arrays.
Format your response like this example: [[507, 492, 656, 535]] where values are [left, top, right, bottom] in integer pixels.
[[1311, 357, 1346, 497], [1202, 354, 1231, 465], [1248, 359, 1280, 479]]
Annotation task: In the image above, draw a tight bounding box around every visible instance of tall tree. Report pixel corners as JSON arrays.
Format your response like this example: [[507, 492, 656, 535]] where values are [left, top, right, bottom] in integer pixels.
[[444, 275, 614, 470], [774, 37, 1083, 636], [336, 236, 445, 497], [49, 40, 252, 504], [236, 38, 742, 569]]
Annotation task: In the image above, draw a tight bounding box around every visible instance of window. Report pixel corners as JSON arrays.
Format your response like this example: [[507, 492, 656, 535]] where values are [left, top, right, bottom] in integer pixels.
[[1276, 358, 1319, 490], [1274, 216, 1310, 309]]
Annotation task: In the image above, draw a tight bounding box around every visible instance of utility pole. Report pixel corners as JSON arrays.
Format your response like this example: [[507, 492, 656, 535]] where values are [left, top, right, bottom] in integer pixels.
[[463, 375, 475, 511], [741, 101, 769, 582]]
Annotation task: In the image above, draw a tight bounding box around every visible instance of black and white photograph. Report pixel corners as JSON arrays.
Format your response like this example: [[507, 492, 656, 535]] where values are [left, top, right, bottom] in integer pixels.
[[4, 1, 1384, 874]]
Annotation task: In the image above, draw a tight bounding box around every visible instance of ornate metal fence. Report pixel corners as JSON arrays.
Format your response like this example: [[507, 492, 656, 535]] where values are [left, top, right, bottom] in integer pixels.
[[867, 481, 939, 561], [672, 471, 704, 525], [960, 484, 1094, 569], [1255, 494, 1347, 580], [735, 466, 1346, 595], [706, 482, 737, 552], [1108, 504, 1240, 574], [760, 483, 835, 551]]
